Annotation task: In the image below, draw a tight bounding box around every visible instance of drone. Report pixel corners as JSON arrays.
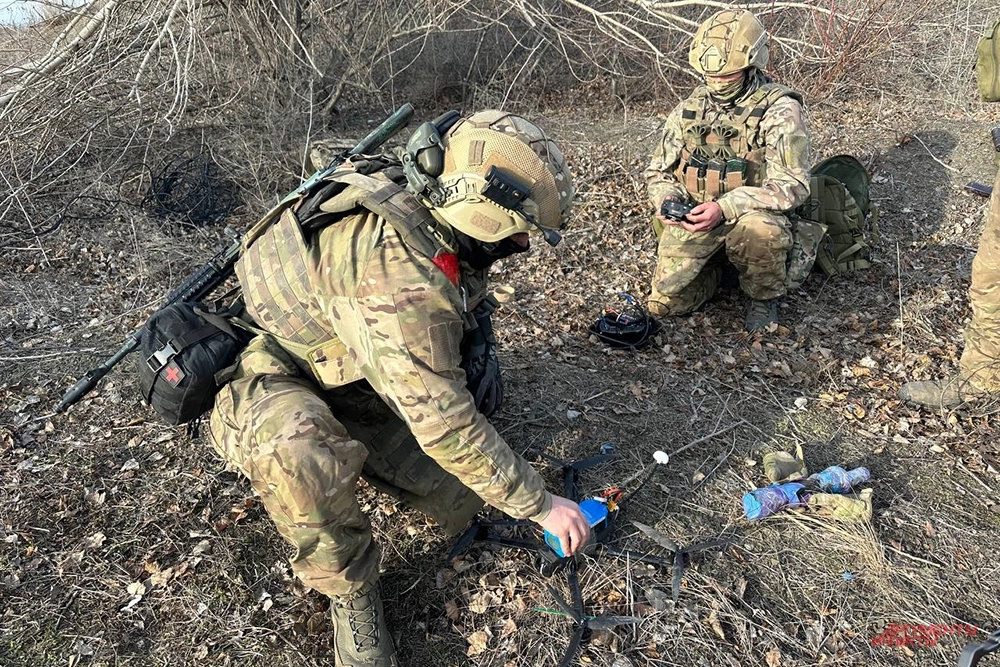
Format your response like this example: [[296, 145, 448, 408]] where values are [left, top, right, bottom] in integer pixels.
[[448, 444, 733, 667]]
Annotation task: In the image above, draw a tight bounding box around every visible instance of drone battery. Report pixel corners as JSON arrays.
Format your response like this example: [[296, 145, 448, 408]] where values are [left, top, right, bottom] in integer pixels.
[[544, 498, 610, 557]]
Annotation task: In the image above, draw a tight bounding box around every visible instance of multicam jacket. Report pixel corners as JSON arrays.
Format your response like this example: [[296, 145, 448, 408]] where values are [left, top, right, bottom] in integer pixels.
[[234, 166, 552, 522]]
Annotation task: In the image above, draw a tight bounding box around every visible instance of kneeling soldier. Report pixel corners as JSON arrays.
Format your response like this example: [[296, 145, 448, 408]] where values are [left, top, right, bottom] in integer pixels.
[[645, 10, 812, 331]]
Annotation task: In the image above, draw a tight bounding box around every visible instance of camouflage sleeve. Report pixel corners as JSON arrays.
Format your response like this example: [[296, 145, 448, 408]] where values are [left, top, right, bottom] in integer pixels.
[[716, 95, 811, 221], [328, 234, 553, 523], [644, 102, 691, 207]]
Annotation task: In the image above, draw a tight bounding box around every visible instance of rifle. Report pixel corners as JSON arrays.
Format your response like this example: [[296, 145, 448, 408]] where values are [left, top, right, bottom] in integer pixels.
[[55, 103, 415, 413]]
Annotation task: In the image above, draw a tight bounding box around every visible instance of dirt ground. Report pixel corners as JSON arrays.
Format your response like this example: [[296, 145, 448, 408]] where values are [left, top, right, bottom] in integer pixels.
[[2, 87, 1000, 667]]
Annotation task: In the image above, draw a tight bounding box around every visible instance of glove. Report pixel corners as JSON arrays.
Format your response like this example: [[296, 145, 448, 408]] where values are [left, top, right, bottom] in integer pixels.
[[807, 488, 873, 523], [460, 300, 503, 417], [762, 443, 808, 483]]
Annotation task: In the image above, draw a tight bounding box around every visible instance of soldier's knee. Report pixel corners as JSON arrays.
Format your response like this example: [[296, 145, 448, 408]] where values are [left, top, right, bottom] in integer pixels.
[[727, 211, 791, 258]]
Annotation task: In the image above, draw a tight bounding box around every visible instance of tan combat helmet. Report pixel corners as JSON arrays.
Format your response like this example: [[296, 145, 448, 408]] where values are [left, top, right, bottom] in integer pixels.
[[405, 110, 573, 246], [689, 10, 769, 76]]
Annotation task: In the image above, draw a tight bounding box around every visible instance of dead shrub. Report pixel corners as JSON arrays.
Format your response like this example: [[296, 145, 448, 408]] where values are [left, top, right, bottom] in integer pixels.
[[0, 0, 993, 245]]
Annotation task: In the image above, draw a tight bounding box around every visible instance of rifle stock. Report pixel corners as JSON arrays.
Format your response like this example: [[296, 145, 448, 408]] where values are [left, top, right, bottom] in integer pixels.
[[56, 103, 415, 413]]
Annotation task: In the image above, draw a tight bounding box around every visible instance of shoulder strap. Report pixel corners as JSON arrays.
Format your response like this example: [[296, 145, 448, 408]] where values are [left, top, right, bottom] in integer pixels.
[[315, 170, 455, 260], [734, 83, 803, 144], [680, 86, 711, 123]]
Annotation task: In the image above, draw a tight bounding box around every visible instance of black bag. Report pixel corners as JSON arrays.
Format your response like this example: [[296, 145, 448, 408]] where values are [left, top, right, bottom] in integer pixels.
[[137, 302, 248, 424], [588, 294, 662, 349]]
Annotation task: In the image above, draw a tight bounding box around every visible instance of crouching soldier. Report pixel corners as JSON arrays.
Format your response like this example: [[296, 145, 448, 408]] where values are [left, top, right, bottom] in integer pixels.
[[645, 10, 812, 331], [208, 110, 590, 665]]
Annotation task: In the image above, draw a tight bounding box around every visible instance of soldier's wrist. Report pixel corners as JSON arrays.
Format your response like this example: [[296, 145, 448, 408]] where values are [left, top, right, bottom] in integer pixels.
[[527, 490, 554, 523], [717, 197, 739, 221]]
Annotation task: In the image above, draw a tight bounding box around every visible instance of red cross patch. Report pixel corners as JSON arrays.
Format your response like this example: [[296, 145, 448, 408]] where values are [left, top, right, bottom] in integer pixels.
[[163, 361, 185, 387]]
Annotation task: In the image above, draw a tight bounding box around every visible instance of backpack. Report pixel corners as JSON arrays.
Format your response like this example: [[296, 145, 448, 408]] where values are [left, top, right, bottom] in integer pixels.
[[977, 19, 1000, 102], [795, 154, 874, 276]]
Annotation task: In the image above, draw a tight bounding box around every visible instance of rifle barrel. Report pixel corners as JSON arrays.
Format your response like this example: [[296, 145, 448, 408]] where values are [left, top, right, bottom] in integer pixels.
[[55, 103, 417, 414]]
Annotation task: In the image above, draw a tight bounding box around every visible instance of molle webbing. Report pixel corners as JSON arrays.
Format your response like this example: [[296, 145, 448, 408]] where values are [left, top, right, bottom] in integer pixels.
[[237, 167, 454, 350], [674, 83, 801, 202], [801, 173, 871, 275], [238, 209, 332, 347]]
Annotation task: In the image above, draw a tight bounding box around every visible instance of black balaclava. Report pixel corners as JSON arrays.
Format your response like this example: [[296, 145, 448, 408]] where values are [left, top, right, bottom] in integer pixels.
[[455, 231, 529, 271]]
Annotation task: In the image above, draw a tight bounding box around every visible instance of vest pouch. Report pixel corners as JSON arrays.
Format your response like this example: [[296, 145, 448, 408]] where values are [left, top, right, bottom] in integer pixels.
[[683, 165, 703, 196], [705, 158, 727, 198], [725, 158, 748, 191], [288, 336, 364, 389]]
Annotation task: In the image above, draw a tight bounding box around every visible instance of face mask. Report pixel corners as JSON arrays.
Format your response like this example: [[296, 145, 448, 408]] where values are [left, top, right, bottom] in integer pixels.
[[706, 73, 746, 102], [455, 232, 529, 271]]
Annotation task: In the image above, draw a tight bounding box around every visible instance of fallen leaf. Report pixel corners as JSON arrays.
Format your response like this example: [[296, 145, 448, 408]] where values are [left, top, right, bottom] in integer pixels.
[[82, 532, 106, 550], [766, 647, 782, 667], [467, 629, 490, 656], [126, 580, 149, 597], [706, 607, 726, 640]]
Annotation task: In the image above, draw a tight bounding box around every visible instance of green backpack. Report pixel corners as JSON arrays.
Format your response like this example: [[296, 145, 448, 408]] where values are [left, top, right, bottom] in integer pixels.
[[795, 154, 874, 276], [977, 19, 1000, 102]]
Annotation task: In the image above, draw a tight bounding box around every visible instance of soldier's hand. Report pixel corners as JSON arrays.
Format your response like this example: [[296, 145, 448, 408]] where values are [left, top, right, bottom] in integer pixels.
[[655, 196, 680, 226], [537, 495, 591, 556], [681, 201, 724, 232]]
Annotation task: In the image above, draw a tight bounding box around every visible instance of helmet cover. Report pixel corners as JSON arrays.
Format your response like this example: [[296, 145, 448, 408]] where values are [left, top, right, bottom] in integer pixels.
[[432, 110, 574, 243], [689, 10, 769, 77]]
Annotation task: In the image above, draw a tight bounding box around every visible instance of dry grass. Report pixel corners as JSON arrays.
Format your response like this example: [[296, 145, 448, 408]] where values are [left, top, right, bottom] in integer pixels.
[[4, 96, 1000, 667], [3, 2, 1000, 666]]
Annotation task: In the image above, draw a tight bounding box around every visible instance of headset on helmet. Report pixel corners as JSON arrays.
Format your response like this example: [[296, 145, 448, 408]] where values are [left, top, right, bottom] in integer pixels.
[[401, 110, 462, 206], [401, 110, 573, 247]]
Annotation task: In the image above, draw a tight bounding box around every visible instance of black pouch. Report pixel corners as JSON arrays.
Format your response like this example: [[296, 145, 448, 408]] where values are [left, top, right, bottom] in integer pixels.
[[137, 302, 250, 425], [460, 298, 503, 417]]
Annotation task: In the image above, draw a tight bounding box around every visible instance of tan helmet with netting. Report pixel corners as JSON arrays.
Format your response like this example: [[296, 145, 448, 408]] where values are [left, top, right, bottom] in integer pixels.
[[689, 10, 769, 77], [432, 110, 573, 243]]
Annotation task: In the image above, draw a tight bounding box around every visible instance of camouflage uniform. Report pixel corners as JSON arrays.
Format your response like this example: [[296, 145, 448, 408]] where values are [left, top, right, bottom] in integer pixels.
[[960, 164, 1000, 392], [900, 162, 1000, 408], [208, 176, 552, 600], [645, 72, 811, 316]]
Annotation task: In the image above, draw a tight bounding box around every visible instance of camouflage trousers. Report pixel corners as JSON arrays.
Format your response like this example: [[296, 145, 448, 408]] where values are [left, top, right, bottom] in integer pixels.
[[960, 167, 1000, 393], [208, 335, 484, 599], [648, 210, 792, 317]]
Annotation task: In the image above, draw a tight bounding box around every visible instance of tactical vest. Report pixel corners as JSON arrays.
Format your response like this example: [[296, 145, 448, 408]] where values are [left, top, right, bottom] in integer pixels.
[[674, 83, 803, 203], [236, 160, 458, 387]]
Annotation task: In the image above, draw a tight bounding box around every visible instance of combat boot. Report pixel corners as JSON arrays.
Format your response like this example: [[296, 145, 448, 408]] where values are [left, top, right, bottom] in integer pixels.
[[330, 581, 397, 667], [745, 298, 779, 332], [898, 379, 964, 410]]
